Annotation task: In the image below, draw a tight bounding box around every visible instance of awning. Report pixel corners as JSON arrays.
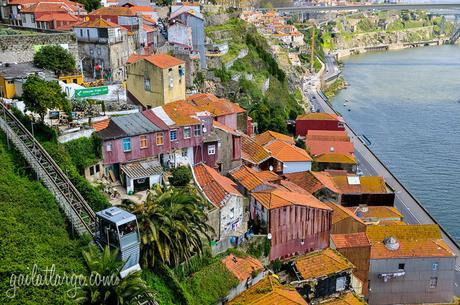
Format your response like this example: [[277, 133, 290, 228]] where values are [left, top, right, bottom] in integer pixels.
[[121, 158, 163, 179]]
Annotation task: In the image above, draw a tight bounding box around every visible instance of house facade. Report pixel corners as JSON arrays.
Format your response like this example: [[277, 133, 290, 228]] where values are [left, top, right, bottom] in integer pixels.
[[296, 113, 345, 137], [263, 139, 313, 174], [127, 54, 186, 108]]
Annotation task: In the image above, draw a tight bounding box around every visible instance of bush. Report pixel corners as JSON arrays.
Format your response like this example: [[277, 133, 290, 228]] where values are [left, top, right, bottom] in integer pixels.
[[169, 166, 192, 187], [33, 45, 76, 74], [64, 135, 101, 174]]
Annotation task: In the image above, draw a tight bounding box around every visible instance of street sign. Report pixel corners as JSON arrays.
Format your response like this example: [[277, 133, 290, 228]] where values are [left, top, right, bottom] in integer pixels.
[[74, 86, 109, 98]]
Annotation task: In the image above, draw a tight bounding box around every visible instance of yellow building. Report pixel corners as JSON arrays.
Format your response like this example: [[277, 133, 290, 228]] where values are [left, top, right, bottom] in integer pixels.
[[126, 54, 186, 109], [0, 62, 54, 98], [58, 73, 84, 85]]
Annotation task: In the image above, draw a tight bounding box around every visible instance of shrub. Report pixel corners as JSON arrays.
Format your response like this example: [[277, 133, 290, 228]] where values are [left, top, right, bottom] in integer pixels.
[[33, 45, 76, 74], [169, 166, 192, 187]]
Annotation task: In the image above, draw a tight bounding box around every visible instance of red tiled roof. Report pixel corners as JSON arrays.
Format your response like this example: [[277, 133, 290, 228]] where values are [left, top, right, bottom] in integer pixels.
[[161, 100, 202, 126], [297, 113, 344, 121], [294, 248, 354, 280], [306, 130, 350, 142], [306, 140, 354, 156], [331, 232, 370, 249], [213, 121, 241, 136], [255, 130, 295, 146], [91, 118, 110, 132], [252, 188, 332, 211], [187, 93, 246, 116], [321, 292, 367, 305], [222, 254, 263, 282], [228, 275, 308, 305], [193, 163, 242, 209], [241, 134, 271, 165], [229, 165, 279, 191], [265, 140, 312, 162], [128, 53, 184, 69], [89, 6, 135, 16], [35, 12, 80, 22], [283, 171, 340, 194], [129, 5, 155, 13]]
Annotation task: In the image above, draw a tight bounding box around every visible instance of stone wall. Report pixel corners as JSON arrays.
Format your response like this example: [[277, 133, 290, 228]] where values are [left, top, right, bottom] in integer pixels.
[[0, 32, 78, 63]]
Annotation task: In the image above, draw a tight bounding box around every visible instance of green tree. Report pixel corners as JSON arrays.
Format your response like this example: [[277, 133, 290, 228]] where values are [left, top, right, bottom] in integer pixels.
[[22, 75, 71, 122], [77, 0, 100, 12], [123, 185, 213, 268], [33, 45, 76, 74], [81, 245, 155, 305], [169, 166, 192, 187]]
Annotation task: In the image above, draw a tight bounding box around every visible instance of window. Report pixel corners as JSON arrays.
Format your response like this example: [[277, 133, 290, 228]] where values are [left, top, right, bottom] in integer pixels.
[[336, 276, 346, 292], [432, 262, 439, 271], [106, 143, 113, 152], [86, 29, 90, 37], [169, 77, 174, 88], [170, 130, 177, 141], [140, 135, 148, 149], [398, 263, 405, 270], [90, 166, 94, 175], [194, 125, 201, 136], [429, 277, 438, 288], [184, 127, 191, 139], [208, 144, 216, 155], [122, 138, 131, 152], [230, 207, 235, 219], [182, 148, 187, 157], [156, 132, 164, 145], [95, 164, 100, 173], [144, 77, 150, 91]]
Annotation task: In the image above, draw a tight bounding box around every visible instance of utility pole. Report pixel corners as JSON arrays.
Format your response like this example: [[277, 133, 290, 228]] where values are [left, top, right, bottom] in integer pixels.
[[310, 27, 315, 73]]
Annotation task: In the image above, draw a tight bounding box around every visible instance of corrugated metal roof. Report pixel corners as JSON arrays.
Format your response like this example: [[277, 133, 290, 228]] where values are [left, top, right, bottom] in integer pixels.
[[121, 158, 163, 179], [97, 120, 128, 140], [112, 112, 161, 136]]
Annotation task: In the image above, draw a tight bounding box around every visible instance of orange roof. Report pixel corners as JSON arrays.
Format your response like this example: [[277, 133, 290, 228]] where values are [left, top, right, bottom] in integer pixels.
[[21, 1, 82, 13], [75, 17, 119, 28], [143, 15, 157, 24], [283, 171, 340, 194], [89, 6, 135, 16], [314, 153, 357, 165], [331, 232, 370, 249], [294, 248, 354, 280], [129, 5, 155, 13], [255, 130, 295, 146], [251, 188, 332, 211], [297, 113, 344, 122], [161, 100, 201, 126], [228, 275, 308, 305], [366, 224, 454, 259], [35, 12, 80, 22], [321, 292, 367, 305], [265, 140, 312, 162], [241, 134, 271, 165], [229, 165, 279, 191], [129, 53, 184, 69], [91, 119, 110, 132], [221, 254, 263, 282], [193, 163, 242, 209], [307, 140, 354, 156], [348, 206, 403, 221], [306, 130, 350, 142], [213, 121, 241, 136], [187, 93, 246, 116], [332, 176, 387, 194], [323, 201, 366, 226], [277, 180, 312, 195]]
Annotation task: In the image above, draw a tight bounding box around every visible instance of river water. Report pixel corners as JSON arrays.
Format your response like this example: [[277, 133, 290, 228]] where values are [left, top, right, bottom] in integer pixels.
[[331, 45, 460, 241]]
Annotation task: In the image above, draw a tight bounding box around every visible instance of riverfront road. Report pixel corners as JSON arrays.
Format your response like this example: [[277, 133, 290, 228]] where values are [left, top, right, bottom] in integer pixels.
[[304, 63, 460, 293], [270, 3, 460, 13]]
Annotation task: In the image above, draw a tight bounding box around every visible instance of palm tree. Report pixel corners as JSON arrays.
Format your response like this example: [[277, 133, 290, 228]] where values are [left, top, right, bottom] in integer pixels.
[[123, 184, 213, 268], [81, 245, 155, 305]]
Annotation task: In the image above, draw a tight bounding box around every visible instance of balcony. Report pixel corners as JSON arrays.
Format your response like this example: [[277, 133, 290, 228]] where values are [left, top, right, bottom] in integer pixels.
[[77, 36, 123, 44]]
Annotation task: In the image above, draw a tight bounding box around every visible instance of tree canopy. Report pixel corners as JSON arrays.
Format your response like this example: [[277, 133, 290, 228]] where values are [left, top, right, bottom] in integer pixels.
[[77, 0, 100, 12], [22, 75, 71, 121], [169, 166, 192, 187], [33, 45, 76, 74]]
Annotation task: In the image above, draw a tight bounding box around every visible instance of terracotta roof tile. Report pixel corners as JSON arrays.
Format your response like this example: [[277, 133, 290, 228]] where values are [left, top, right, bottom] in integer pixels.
[[91, 118, 110, 132], [306, 130, 350, 142], [35, 12, 80, 22], [333, 176, 387, 194], [255, 130, 295, 146], [265, 140, 312, 162], [331, 232, 370, 249], [213, 121, 241, 136], [145, 54, 185, 69], [129, 5, 155, 13], [366, 224, 442, 242], [323, 202, 366, 226], [193, 164, 242, 209], [294, 248, 354, 280], [314, 153, 357, 165], [187, 93, 245, 116], [348, 206, 403, 221], [160, 100, 202, 126], [321, 292, 367, 305], [75, 17, 119, 28], [241, 134, 271, 165], [297, 113, 344, 121], [90, 6, 135, 16], [251, 188, 332, 211], [221, 254, 263, 282], [283, 171, 340, 194], [229, 165, 279, 191], [228, 275, 308, 305], [307, 140, 354, 156]]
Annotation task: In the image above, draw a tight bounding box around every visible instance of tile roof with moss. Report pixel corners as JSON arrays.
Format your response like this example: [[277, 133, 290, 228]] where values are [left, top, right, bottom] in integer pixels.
[[228, 275, 308, 305], [255, 130, 295, 146], [321, 292, 367, 305], [241, 134, 271, 165], [283, 171, 340, 194], [296, 113, 344, 121], [348, 206, 403, 221], [293, 248, 355, 280], [306, 130, 350, 142], [187, 93, 246, 116], [323, 201, 366, 227], [222, 254, 264, 282], [332, 176, 388, 194], [229, 165, 279, 191], [314, 153, 357, 165]]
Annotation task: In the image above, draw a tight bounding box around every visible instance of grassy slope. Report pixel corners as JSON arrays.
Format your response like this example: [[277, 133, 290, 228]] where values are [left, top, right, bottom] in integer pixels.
[[0, 134, 87, 304]]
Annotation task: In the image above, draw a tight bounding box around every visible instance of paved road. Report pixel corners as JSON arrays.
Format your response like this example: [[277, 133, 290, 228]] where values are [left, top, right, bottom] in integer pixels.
[[303, 58, 460, 293], [270, 3, 460, 13]]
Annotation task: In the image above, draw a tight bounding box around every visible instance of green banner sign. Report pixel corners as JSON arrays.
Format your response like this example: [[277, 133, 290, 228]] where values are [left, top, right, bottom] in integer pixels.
[[74, 86, 109, 98]]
